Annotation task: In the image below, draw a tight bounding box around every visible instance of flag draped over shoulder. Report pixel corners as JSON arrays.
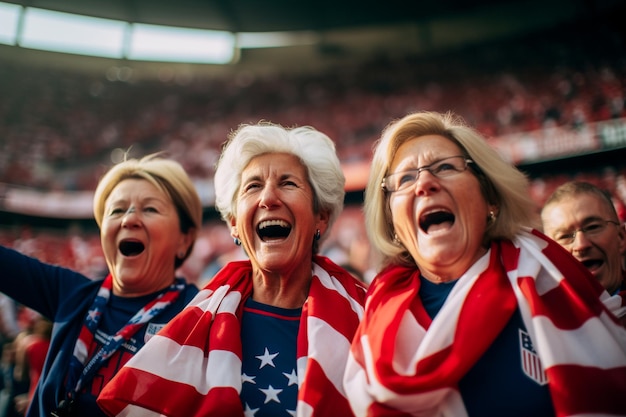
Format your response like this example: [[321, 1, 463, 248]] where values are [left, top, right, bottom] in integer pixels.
[[344, 228, 626, 417], [97, 255, 367, 417]]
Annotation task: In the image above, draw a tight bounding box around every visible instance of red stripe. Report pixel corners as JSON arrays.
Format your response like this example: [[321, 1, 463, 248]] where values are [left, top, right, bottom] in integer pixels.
[[299, 360, 354, 417], [548, 365, 626, 416], [517, 275, 602, 330], [97, 368, 244, 416], [158, 307, 211, 349], [306, 277, 362, 341]]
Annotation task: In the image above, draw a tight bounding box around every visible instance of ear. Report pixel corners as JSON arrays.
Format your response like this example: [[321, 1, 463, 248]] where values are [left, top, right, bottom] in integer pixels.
[[316, 209, 331, 236], [229, 217, 238, 239], [179, 227, 197, 255]]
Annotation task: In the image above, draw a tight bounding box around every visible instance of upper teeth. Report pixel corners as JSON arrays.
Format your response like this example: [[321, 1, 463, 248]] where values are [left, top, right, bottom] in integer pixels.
[[258, 219, 290, 229]]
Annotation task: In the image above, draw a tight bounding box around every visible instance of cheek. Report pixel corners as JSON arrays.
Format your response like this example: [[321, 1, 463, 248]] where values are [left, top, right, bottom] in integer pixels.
[[389, 196, 413, 223]]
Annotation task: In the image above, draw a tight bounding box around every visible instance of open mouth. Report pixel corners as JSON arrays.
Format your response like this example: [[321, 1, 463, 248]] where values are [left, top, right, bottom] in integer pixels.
[[419, 210, 455, 233], [257, 219, 292, 241], [580, 259, 603, 271], [119, 239, 145, 256]]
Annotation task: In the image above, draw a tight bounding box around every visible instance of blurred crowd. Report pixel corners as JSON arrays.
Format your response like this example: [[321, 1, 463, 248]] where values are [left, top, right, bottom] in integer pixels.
[[1, 18, 625, 192], [1, 16, 626, 283]]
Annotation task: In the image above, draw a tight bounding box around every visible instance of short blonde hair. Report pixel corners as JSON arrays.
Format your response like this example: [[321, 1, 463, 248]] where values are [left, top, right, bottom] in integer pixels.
[[93, 154, 203, 266], [365, 111, 539, 268]]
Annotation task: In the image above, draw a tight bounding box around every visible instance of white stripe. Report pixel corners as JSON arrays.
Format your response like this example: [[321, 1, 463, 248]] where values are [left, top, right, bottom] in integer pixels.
[[353, 336, 470, 416], [305, 316, 351, 396], [344, 353, 374, 417], [600, 290, 626, 319], [531, 312, 626, 368], [189, 285, 241, 315], [74, 339, 89, 362], [393, 310, 427, 375], [358, 335, 399, 403], [124, 335, 242, 394], [297, 356, 307, 388], [185, 287, 215, 307], [417, 251, 490, 359], [296, 401, 313, 417]]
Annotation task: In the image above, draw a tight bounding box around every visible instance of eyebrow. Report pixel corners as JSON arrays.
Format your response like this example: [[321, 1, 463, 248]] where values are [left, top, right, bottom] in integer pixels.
[[106, 195, 167, 207]]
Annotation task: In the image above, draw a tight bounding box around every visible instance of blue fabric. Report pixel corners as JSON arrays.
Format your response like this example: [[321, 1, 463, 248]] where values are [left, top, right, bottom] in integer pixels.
[[419, 275, 555, 417], [0, 246, 198, 417], [240, 297, 301, 417]]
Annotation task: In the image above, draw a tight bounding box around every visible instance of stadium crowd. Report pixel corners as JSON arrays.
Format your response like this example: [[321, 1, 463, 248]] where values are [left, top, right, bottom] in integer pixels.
[[1, 17, 626, 284]]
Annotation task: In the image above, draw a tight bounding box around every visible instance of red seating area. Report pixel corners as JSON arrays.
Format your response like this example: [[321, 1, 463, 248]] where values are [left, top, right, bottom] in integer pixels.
[[1, 16, 625, 280]]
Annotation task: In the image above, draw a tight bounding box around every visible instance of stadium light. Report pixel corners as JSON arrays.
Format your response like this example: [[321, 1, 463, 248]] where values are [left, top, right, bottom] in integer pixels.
[[128, 23, 235, 64], [0, 2, 21, 45], [19, 7, 126, 58]]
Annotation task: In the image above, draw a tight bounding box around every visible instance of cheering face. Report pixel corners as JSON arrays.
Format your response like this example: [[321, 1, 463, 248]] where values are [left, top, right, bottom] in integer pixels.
[[101, 178, 194, 296], [387, 135, 491, 282], [542, 193, 626, 294], [231, 153, 328, 278]]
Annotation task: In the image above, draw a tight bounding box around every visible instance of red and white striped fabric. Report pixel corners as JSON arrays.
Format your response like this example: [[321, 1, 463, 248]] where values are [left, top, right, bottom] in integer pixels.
[[97, 255, 366, 417], [344, 228, 626, 417]]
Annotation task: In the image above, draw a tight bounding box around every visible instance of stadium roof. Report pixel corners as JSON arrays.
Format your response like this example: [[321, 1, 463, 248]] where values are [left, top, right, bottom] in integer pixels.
[[0, 0, 616, 77], [3, 0, 528, 32]]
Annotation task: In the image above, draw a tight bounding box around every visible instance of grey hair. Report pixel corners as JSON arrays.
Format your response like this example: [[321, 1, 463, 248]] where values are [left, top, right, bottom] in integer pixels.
[[365, 111, 539, 268], [214, 122, 345, 243], [541, 181, 619, 222]]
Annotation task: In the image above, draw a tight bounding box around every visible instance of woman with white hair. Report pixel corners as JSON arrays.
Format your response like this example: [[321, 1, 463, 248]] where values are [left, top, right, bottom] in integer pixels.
[[98, 122, 367, 417]]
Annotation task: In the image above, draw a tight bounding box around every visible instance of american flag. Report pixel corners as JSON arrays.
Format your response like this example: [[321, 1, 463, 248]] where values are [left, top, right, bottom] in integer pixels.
[[345, 229, 626, 417], [519, 329, 547, 385], [97, 256, 366, 417]]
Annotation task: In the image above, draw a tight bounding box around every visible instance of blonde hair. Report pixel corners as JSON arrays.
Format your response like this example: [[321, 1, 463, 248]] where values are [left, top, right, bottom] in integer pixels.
[[365, 111, 539, 268], [93, 153, 203, 266]]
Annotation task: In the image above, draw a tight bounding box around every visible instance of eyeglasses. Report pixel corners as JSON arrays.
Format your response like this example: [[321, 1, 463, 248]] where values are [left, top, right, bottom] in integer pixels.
[[381, 155, 474, 193], [552, 219, 620, 245]]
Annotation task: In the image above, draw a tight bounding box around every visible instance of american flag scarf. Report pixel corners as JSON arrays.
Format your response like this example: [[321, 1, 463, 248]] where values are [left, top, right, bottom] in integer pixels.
[[66, 275, 185, 399], [344, 229, 626, 417], [97, 255, 367, 417]]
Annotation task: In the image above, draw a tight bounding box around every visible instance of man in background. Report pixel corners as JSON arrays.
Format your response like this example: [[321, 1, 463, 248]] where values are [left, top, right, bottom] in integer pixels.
[[541, 181, 626, 296]]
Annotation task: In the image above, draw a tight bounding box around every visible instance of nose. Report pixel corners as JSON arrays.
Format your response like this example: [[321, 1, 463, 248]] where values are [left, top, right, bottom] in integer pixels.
[[259, 184, 280, 209], [413, 169, 441, 196], [121, 207, 140, 227], [570, 229, 592, 253]]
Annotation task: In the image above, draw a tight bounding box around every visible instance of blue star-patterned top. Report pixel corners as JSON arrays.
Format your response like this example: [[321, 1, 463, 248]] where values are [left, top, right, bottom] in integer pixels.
[[240, 297, 301, 417]]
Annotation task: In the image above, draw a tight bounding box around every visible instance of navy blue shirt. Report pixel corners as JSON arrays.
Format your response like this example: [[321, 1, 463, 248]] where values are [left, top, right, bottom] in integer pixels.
[[419, 275, 555, 417], [240, 297, 301, 417], [0, 246, 199, 417]]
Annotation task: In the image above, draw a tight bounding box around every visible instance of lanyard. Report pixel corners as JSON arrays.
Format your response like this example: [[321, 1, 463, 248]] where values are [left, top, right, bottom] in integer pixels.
[[65, 275, 185, 398]]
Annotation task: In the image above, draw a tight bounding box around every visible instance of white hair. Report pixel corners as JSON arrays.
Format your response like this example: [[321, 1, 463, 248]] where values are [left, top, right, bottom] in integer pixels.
[[214, 122, 345, 237]]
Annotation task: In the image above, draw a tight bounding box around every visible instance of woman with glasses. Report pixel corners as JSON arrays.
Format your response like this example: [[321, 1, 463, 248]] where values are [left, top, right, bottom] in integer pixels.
[[541, 180, 626, 296], [344, 111, 626, 417]]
